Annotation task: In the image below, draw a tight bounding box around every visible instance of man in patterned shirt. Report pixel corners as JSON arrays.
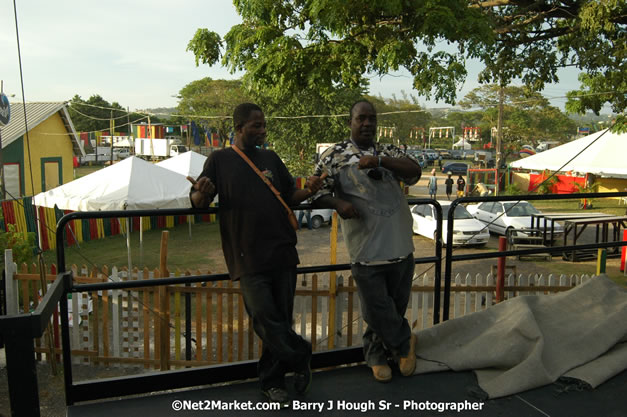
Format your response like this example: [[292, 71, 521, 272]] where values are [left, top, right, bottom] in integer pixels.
[[312, 99, 422, 382]]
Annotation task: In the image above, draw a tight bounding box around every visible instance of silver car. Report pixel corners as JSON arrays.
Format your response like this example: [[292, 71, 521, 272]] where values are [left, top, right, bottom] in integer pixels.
[[294, 208, 334, 229], [466, 201, 563, 239]]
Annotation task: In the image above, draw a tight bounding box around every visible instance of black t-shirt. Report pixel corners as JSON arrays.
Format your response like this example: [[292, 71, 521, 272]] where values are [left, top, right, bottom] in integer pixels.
[[457, 177, 466, 191], [198, 147, 299, 280], [445, 178, 454, 192]]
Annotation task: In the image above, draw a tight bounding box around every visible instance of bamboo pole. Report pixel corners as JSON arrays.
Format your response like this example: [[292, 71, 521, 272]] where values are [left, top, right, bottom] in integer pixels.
[[195, 283, 202, 362], [328, 212, 338, 349], [227, 280, 234, 363], [217, 281, 223, 362], [158, 231, 170, 370]]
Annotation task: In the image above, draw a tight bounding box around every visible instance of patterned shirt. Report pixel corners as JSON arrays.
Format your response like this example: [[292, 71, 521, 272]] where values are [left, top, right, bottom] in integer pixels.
[[312, 140, 420, 263]]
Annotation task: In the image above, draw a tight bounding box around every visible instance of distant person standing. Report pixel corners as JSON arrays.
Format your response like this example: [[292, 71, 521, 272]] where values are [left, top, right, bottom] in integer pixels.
[[456, 175, 466, 198], [428, 169, 437, 199], [444, 172, 454, 200], [297, 200, 313, 230]]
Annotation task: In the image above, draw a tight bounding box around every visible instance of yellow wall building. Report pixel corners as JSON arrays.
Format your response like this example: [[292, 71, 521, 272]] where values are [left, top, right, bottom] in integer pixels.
[[1, 102, 84, 198]]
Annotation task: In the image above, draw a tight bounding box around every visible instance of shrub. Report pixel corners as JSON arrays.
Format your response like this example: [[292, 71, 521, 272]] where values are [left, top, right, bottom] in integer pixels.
[[0, 223, 37, 269]]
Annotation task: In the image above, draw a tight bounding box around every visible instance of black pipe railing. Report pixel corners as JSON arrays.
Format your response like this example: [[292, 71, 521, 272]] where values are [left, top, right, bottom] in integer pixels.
[[0, 271, 72, 417], [51, 199, 442, 407], [2, 192, 626, 415]]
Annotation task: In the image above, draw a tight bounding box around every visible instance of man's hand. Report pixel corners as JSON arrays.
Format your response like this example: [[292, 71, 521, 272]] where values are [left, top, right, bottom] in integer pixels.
[[358, 155, 379, 169], [336, 199, 359, 219], [187, 176, 215, 194], [305, 172, 328, 195], [187, 176, 215, 208]]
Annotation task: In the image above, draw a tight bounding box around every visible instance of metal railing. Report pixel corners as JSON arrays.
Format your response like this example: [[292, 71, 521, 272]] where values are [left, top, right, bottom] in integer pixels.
[[1, 192, 626, 415]]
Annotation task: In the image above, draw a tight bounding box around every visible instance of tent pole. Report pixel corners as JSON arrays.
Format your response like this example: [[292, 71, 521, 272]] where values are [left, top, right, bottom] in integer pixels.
[[188, 215, 192, 239]]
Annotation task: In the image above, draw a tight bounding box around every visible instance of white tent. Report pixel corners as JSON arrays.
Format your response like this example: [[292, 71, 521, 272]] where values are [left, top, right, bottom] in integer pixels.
[[33, 157, 194, 271], [509, 129, 627, 178], [156, 151, 207, 179], [452, 139, 472, 150], [33, 156, 193, 210]]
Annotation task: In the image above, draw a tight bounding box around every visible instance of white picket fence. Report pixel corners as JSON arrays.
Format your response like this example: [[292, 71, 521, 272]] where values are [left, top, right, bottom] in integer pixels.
[[4, 256, 594, 368], [294, 271, 591, 350]]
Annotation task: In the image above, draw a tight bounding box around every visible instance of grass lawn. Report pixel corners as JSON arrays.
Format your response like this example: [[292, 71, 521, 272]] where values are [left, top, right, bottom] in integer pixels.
[[74, 165, 104, 179], [532, 198, 627, 216], [41, 221, 224, 273]]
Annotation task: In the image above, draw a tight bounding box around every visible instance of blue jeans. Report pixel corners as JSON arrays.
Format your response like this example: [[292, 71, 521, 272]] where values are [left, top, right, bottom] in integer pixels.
[[298, 210, 312, 230], [351, 255, 414, 366], [239, 267, 312, 390]]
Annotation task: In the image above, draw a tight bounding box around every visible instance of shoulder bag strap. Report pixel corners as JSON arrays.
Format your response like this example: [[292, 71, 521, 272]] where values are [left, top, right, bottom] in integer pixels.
[[232, 145, 299, 229]]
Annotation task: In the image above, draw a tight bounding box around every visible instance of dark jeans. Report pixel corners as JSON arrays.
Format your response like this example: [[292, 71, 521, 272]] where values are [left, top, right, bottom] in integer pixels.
[[298, 210, 312, 230], [351, 255, 414, 367], [239, 267, 312, 390]]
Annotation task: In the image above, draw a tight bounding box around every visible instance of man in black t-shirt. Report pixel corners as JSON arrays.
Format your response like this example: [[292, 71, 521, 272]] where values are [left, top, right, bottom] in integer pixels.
[[189, 103, 323, 407], [457, 175, 466, 198], [445, 172, 454, 200]]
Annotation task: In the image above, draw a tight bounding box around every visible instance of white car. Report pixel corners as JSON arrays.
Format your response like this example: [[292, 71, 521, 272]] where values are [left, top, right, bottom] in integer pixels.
[[466, 201, 563, 239], [411, 201, 490, 246], [294, 208, 334, 229]]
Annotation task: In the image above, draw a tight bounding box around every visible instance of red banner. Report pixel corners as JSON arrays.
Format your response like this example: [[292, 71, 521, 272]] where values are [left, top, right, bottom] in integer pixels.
[[528, 174, 585, 194]]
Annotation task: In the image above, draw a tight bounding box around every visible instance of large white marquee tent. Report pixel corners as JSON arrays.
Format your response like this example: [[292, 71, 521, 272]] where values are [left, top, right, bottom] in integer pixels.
[[33, 156, 193, 211], [33, 157, 195, 271], [509, 129, 627, 179]]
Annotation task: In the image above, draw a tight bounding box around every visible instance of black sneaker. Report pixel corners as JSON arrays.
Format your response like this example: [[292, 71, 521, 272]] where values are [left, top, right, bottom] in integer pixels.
[[262, 387, 290, 408], [294, 361, 312, 394]]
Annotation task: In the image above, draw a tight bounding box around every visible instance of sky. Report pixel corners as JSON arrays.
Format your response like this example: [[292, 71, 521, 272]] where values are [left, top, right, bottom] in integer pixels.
[[0, 0, 587, 113]]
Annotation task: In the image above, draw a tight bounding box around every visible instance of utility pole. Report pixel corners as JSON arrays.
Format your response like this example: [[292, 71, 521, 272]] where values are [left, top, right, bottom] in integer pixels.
[[496, 83, 505, 196], [110, 110, 114, 165], [0, 80, 9, 200], [127, 107, 132, 155]]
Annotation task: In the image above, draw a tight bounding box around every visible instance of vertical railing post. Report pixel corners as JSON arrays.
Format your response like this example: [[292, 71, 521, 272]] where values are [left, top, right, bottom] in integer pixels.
[[5, 320, 40, 417], [4, 249, 17, 314], [159, 231, 170, 371], [496, 236, 507, 303], [328, 212, 338, 349]]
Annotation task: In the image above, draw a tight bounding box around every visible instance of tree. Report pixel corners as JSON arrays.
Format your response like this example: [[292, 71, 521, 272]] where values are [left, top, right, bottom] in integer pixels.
[[68, 95, 150, 135], [261, 87, 363, 176], [432, 109, 487, 145], [369, 93, 432, 147], [187, 1, 625, 114], [459, 85, 577, 146], [175, 78, 362, 175], [176, 78, 252, 147]]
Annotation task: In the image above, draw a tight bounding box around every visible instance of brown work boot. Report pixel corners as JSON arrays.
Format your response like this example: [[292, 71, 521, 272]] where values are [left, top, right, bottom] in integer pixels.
[[371, 364, 392, 383], [399, 333, 417, 376]]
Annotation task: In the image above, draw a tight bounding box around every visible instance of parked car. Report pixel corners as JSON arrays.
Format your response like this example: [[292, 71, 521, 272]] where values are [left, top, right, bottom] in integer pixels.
[[435, 149, 452, 159], [294, 208, 334, 229], [449, 149, 463, 160], [424, 149, 439, 161], [465, 200, 564, 239], [113, 148, 131, 159], [411, 202, 490, 246], [441, 162, 469, 175], [407, 150, 427, 168]]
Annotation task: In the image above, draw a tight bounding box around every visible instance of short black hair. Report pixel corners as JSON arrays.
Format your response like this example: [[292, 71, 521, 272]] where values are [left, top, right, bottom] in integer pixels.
[[233, 103, 263, 130], [349, 99, 375, 119]]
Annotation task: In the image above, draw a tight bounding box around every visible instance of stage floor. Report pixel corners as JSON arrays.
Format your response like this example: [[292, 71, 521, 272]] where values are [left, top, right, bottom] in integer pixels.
[[68, 364, 626, 416]]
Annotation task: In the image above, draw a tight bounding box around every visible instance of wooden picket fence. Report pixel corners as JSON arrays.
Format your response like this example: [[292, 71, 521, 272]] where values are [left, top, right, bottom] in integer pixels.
[[6, 262, 592, 370]]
